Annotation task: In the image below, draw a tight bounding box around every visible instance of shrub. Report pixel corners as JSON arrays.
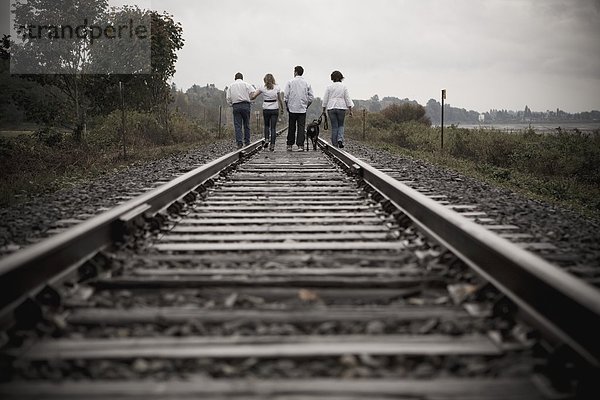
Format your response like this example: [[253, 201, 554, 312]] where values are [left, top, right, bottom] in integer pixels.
[[381, 103, 431, 126], [0, 137, 14, 158], [87, 112, 123, 148], [169, 112, 211, 143], [483, 132, 518, 168], [403, 121, 438, 152], [32, 126, 63, 147], [90, 111, 170, 147], [89, 111, 215, 149], [367, 112, 393, 130], [448, 127, 479, 161]]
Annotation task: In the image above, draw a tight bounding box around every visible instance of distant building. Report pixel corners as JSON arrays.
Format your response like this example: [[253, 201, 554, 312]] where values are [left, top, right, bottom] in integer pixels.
[[478, 113, 485, 123]]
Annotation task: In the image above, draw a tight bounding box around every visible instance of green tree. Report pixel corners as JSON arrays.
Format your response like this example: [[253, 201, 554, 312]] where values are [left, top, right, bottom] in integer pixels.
[[10, 2, 184, 140], [87, 10, 184, 130], [11, 0, 110, 140], [368, 94, 381, 112]]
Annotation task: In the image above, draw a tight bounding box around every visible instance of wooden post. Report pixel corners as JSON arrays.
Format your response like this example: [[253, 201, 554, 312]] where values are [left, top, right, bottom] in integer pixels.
[[362, 109, 366, 140], [441, 89, 446, 151], [119, 81, 126, 158], [218, 106, 222, 138]]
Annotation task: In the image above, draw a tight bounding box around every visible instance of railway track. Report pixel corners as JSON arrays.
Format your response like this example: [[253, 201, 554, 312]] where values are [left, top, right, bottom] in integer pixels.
[[1, 128, 599, 399]]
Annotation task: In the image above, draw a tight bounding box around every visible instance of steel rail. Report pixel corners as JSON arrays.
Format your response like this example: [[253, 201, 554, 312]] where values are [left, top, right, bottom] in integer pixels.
[[0, 131, 286, 314], [319, 139, 600, 368]]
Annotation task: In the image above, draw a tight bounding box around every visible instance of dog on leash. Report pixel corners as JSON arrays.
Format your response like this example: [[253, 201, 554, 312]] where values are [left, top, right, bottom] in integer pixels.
[[305, 113, 327, 151]]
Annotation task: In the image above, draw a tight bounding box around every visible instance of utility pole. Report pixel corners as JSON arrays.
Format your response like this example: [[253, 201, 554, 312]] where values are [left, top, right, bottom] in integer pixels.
[[441, 89, 446, 150], [119, 81, 126, 158]]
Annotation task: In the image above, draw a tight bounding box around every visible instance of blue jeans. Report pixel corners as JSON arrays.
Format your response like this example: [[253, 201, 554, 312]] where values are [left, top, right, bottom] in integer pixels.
[[328, 109, 346, 146], [263, 109, 279, 144], [232, 102, 251, 145]]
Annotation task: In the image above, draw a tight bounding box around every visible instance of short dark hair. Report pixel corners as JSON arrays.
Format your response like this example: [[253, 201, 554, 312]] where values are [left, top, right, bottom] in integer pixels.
[[294, 66, 304, 76], [331, 70, 344, 82], [235, 72, 243, 80]]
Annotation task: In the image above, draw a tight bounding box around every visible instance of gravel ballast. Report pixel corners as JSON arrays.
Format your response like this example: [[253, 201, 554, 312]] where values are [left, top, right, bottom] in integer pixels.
[[1, 138, 598, 274], [0, 140, 235, 255], [344, 140, 600, 272]]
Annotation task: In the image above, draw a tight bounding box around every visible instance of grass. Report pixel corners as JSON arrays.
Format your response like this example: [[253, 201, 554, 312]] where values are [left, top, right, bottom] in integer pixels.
[[0, 112, 230, 207], [4, 110, 599, 221], [346, 115, 600, 220], [0, 140, 227, 207], [0, 131, 34, 138]]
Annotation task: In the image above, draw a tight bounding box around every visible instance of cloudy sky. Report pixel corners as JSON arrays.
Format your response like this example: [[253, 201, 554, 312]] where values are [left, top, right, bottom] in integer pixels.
[[4, 0, 600, 112]]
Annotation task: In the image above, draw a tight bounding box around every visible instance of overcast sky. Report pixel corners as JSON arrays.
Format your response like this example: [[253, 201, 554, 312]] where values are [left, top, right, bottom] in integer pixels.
[[4, 0, 600, 112]]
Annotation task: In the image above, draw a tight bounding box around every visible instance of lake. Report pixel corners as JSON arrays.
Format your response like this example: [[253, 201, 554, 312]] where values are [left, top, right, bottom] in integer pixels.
[[455, 122, 600, 133]]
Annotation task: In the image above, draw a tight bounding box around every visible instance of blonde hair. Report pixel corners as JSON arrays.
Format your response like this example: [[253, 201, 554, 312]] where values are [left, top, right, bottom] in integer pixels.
[[264, 73, 276, 90]]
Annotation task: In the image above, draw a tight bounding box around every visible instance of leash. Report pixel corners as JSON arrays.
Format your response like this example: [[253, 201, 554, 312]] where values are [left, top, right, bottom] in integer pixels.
[[319, 111, 329, 131]]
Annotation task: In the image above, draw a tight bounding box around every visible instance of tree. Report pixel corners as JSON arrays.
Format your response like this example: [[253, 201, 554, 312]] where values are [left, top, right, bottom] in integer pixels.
[[425, 98, 441, 124], [0, 35, 9, 60], [368, 94, 381, 112], [90, 10, 184, 128], [146, 11, 184, 134], [9, 2, 184, 140], [11, 0, 110, 140]]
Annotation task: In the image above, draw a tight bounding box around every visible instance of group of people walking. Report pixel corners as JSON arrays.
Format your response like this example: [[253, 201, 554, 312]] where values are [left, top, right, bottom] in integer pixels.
[[225, 66, 353, 151]]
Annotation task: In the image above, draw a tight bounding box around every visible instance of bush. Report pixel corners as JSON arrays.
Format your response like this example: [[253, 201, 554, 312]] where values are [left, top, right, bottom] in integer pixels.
[[89, 111, 214, 149], [32, 126, 63, 147], [90, 111, 171, 147], [169, 112, 211, 143], [345, 113, 599, 216], [0, 137, 14, 158], [350, 108, 599, 188], [448, 127, 479, 161], [367, 112, 393, 130], [381, 103, 431, 126]]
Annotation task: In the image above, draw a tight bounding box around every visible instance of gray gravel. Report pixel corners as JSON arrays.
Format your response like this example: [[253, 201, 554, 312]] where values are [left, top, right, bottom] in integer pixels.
[[2, 137, 599, 276], [11, 354, 532, 381], [344, 139, 600, 273], [0, 140, 235, 255]]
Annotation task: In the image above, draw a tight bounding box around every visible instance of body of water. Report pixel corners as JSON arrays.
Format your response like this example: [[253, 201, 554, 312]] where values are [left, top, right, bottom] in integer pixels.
[[455, 122, 600, 132]]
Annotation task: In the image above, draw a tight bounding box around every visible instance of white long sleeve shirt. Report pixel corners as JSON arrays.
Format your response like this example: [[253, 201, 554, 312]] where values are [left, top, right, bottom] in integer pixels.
[[226, 79, 255, 106], [284, 76, 314, 113], [323, 82, 354, 110], [255, 84, 281, 110]]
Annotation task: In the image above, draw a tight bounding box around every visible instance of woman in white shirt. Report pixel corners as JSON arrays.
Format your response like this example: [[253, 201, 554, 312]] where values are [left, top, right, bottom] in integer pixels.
[[322, 70, 354, 148], [251, 74, 284, 151]]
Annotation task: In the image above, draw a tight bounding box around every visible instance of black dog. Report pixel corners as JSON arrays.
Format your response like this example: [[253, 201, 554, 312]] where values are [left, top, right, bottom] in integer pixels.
[[305, 114, 327, 151]]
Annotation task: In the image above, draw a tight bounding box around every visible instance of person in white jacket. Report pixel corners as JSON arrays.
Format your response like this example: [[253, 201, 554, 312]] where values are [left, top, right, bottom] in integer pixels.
[[284, 66, 314, 151], [322, 70, 353, 148], [251, 73, 285, 151], [226, 72, 255, 148]]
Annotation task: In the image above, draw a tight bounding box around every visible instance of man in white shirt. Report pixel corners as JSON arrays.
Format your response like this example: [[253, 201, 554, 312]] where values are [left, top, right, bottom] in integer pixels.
[[226, 72, 255, 148], [284, 66, 314, 151]]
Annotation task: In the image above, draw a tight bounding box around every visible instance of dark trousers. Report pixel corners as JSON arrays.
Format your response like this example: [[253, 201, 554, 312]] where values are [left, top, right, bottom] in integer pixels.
[[232, 102, 251, 145], [287, 112, 306, 146], [263, 109, 279, 144]]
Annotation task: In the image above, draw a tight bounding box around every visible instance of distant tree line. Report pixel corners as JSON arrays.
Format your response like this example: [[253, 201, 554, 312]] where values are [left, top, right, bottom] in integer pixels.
[[353, 96, 600, 125]]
